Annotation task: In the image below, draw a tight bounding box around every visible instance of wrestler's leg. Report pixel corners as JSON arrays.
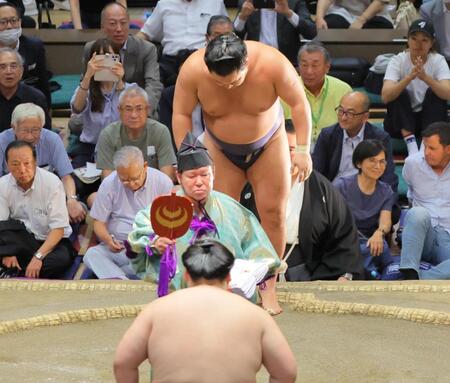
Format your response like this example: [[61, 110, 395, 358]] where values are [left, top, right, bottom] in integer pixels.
[[203, 132, 247, 200], [248, 128, 290, 315]]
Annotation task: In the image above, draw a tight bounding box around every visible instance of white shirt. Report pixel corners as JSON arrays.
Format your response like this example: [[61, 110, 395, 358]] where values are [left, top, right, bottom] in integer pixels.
[[384, 51, 450, 111], [141, 0, 228, 55], [327, 0, 393, 23], [0, 167, 72, 240]]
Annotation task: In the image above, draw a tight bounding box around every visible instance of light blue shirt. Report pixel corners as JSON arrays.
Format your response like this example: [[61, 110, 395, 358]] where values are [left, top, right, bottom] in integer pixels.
[[0, 128, 73, 177], [334, 124, 365, 182], [90, 167, 173, 242], [403, 152, 450, 234], [70, 82, 135, 145]]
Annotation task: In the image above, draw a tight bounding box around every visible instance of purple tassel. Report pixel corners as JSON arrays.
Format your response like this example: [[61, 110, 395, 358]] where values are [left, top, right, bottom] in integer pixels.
[[123, 240, 137, 259], [157, 244, 177, 297], [189, 216, 218, 244]]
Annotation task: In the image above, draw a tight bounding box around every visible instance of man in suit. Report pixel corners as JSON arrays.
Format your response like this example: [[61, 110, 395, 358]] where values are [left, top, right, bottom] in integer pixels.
[[234, 0, 316, 66], [0, 2, 50, 104], [82, 2, 162, 117], [313, 91, 398, 194]]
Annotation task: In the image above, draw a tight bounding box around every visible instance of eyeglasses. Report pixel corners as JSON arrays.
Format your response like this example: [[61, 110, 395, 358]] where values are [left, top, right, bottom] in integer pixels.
[[335, 107, 368, 119], [118, 168, 144, 185], [121, 105, 147, 114], [17, 128, 42, 135], [367, 158, 387, 167], [0, 62, 20, 71], [0, 17, 20, 29]]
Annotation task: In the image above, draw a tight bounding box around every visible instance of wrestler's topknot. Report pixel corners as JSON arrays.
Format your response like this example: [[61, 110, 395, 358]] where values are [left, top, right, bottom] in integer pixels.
[[204, 33, 247, 76]]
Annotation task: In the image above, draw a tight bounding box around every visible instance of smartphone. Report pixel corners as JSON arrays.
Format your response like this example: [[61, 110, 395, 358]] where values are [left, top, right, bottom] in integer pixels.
[[253, 0, 275, 9], [94, 53, 120, 82]]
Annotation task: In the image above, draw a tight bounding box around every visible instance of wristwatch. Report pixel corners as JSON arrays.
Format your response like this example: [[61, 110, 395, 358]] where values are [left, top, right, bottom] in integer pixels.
[[34, 252, 44, 261], [68, 195, 79, 201], [341, 273, 353, 281]]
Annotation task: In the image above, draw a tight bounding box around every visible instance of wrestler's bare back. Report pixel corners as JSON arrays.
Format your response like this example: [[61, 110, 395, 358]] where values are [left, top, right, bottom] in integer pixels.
[[175, 41, 304, 145], [146, 286, 267, 382]]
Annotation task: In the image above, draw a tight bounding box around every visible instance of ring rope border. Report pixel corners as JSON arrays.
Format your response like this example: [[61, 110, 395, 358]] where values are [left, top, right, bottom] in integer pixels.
[[1, 288, 450, 335]]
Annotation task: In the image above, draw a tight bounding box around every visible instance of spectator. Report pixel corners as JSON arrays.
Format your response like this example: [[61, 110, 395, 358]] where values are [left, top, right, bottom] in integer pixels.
[[286, 41, 352, 146], [158, 15, 234, 147], [83, 2, 162, 117], [420, 0, 450, 65], [241, 120, 363, 281], [315, 0, 394, 29], [335, 139, 396, 280], [0, 2, 50, 104], [136, 0, 228, 86], [382, 19, 450, 155], [0, 103, 86, 224], [83, 146, 173, 280], [73, 38, 130, 170], [0, 141, 73, 279], [313, 91, 398, 194], [399, 122, 450, 280], [0, 0, 36, 28], [69, 0, 127, 29], [0, 47, 51, 132], [234, 0, 316, 67], [96, 85, 176, 181], [114, 239, 297, 383], [128, 133, 282, 314]]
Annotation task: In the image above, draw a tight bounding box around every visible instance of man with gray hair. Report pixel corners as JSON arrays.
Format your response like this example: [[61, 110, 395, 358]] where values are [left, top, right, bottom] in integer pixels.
[[96, 85, 176, 182], [83, 146, 173, 280], [283, 42, 352, 145], [0, 47, 50, 132], [0, 103, 86, 223]]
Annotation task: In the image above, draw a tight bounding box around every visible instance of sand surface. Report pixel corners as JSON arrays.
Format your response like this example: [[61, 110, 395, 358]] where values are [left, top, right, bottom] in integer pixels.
[[1, 280, 450, 383]]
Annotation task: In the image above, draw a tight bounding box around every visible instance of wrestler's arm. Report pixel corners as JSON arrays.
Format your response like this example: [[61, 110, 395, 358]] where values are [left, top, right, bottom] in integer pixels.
[[274, 55, 312, 151], [261, 313, 298, 383], [114, 304, 154, 383], [172, 58, 201, 149]]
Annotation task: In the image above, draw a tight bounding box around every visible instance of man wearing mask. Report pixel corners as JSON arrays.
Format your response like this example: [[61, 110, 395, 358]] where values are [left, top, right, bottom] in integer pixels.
[[0, 2, 50, 105]]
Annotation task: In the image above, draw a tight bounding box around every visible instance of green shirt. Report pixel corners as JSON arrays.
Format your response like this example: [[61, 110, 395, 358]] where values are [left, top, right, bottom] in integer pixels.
[[282, 75, 352, 142], [96, 119, 176, 170]]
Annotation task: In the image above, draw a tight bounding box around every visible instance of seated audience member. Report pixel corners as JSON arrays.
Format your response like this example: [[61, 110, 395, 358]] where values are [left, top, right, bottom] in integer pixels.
[[114, 239, 297, 383], [0, 103, 86, 224], [0, 2, 50, 104], [136, 0, 228, 86], [96, 86, 176, 181], [382, 19, 450, 155], [399, 122, 450, 280], [233, 0, 317, 67], [1, 0, 36, 28], [0, 141, 73, 279], [241, 120, 363, 281], [335, 139, 396, 280], [313, 91, 398, 195], [158, 15, 234, 147], [127, 133, 282, 314], [315, 0, 394, 29], [285, 42, 352, 146], [69, 0, 127, 29], [83, 146, 173, 280], [72, 38, 131, 169], [82, 3, 162, 116], [420, 0, 450, 64], [0, 48, 50, 132]]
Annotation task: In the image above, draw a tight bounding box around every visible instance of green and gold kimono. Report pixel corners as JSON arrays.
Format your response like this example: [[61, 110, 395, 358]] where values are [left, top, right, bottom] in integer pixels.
[[128, 190, 280, 290]]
